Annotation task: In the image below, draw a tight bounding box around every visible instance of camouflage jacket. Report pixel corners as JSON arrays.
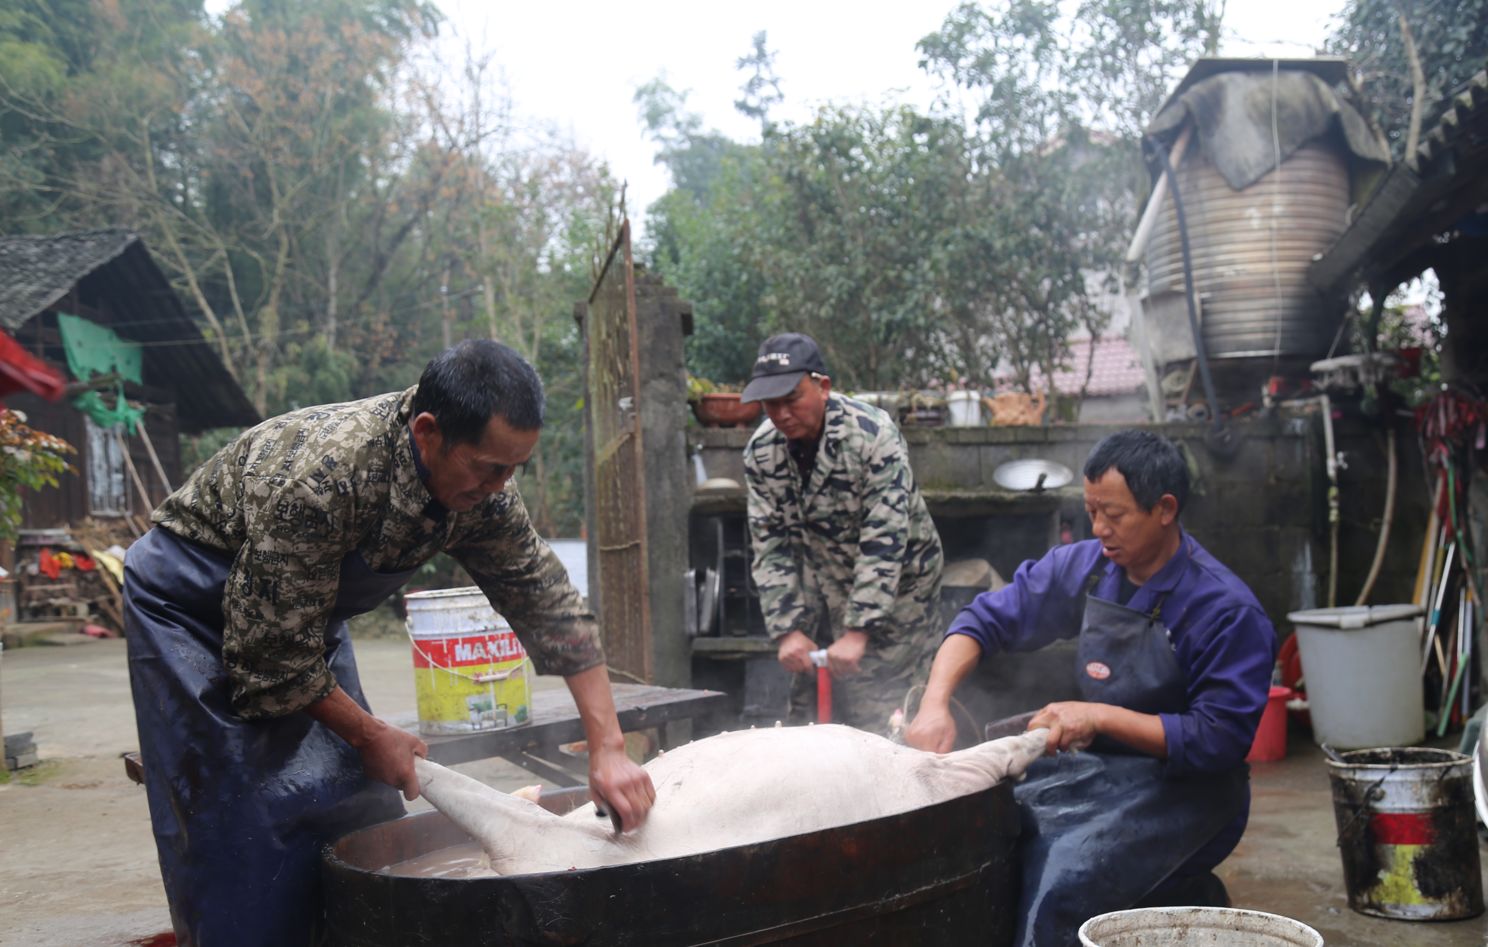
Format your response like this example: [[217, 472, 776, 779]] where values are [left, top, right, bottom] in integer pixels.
[[153, 387, 603, 719], [744, 394, 943, 647]]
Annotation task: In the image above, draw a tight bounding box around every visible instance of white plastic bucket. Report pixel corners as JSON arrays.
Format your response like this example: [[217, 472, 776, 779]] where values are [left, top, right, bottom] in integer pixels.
[[405, 587, 530, 736], [947, 390, 982, 427], [1079, 906, 1323, 946], [1288, 604, 1425, 749]]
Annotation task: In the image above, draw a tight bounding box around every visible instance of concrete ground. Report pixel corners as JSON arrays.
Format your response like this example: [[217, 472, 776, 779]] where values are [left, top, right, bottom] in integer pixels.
[[2, 635, 1487, 946]]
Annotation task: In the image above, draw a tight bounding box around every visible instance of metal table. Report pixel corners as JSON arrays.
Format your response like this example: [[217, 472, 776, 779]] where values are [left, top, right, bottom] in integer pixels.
[[419, 682, 727, 785]]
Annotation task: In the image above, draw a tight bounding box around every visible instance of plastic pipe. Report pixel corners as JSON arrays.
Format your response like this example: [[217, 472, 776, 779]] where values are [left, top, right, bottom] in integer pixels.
[[1355, 427, 1398, 606], [1148, 133, 1220, 437], [1318, 394, 1340, 608]]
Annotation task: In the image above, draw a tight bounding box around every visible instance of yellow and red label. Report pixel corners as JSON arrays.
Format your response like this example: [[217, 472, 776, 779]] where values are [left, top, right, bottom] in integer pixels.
[[1367, 812, 1435, 908], [411, 629, 525, 668], [411, 629, 530, 735]]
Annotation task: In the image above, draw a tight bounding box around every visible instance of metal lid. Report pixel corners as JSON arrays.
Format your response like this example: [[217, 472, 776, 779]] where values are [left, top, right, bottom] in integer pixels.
[[993, 459, 1074, 492]]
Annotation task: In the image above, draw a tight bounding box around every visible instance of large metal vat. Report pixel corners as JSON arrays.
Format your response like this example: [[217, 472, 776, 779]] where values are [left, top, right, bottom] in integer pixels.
[[323, 782, 1022, 946], [1147, 142, 1350, 360]]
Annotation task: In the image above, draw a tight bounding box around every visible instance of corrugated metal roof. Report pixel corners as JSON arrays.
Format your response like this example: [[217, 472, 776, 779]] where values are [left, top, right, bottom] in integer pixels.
[[1309, 63, 1488, 294]]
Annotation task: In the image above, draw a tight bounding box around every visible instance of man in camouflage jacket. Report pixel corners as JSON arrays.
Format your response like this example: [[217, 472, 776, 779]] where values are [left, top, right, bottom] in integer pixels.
[[125, 341, 654, 945], [740, 334, 944, 733]]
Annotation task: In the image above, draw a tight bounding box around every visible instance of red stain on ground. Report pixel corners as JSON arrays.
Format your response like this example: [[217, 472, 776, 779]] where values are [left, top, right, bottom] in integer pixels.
[[128, 934, 176, 946]]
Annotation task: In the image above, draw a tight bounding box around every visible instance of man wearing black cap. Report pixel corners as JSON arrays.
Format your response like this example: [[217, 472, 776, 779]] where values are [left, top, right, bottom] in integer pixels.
[[741, 333, 944, 732]]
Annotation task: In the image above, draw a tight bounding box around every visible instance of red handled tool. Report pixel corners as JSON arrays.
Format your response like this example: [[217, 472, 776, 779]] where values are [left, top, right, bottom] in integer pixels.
[[808, 648, 831, 723]]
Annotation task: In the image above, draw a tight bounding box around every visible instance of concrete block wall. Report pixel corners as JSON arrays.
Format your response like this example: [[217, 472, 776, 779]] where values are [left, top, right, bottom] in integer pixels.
[[692, 410, 1426, 635]]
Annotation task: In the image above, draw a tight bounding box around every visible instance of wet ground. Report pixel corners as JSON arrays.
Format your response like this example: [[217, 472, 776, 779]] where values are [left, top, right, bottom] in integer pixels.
[[2, 636, 1486, 945]]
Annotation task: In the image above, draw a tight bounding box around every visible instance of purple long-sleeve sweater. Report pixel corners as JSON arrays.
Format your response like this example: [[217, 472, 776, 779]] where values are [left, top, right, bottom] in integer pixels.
[[947, 532, 1277, 775]]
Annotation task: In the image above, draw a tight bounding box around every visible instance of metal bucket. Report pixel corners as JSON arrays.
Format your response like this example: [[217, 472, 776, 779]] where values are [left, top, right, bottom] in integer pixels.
[[323, 782, 1022, 946], [1078, 906, 1323, 946], [1327, 747, 1484, 920], [404, 587, 530, 735]]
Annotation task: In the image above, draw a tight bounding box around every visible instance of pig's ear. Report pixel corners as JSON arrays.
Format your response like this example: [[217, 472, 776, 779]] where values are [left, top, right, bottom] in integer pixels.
[[926, 730, 1049, 797]]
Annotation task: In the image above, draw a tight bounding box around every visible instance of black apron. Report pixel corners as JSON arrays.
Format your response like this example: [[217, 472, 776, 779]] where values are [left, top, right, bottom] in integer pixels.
[[125, 527, 413, 946], [1010, 568, 1250, 946]]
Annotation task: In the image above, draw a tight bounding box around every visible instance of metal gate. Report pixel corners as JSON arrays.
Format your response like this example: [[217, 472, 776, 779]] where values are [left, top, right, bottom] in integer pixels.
[[585, 221, 651, 682]]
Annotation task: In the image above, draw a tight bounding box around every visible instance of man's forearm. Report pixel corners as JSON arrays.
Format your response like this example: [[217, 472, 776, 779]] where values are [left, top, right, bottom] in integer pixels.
[[565, 663, 627, 754], [921, 633, 984, 708], [305, 685, 380, 747]]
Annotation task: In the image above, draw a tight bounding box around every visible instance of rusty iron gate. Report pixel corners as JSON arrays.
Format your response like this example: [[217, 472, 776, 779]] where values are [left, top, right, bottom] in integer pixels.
[[585, 221, 652, 683]]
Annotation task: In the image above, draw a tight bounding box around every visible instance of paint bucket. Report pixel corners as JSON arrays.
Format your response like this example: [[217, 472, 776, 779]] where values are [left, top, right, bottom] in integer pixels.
[[1246, 685, 1293, 763], [404, 587, 530, 736], [1078, 906, 1323, 946], [1326, 746, 1483, 920], [946, 390, 982, 427], [1287, 605, 1424, 749]]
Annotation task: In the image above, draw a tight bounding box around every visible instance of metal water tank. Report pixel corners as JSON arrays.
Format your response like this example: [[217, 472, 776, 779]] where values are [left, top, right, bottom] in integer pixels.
[[1146, 142, 1350, 360]]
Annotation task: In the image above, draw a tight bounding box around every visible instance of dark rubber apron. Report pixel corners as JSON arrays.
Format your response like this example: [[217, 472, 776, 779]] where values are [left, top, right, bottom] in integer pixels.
[[1011, 565, 1249, 946], [125, 527, 412, 946]]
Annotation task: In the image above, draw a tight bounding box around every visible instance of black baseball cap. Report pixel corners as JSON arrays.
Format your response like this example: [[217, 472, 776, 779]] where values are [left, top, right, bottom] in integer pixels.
[[740, 333, 829, 403]]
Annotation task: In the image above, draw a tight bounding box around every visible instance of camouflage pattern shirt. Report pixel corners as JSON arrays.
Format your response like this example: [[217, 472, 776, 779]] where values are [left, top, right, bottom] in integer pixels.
[[153, 387, 603, 719], [744, 394, 944, 654]]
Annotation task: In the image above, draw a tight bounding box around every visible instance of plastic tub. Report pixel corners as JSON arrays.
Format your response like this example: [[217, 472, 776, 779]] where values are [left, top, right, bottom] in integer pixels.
[[1246, 685, 1293, 763], [1079, 906, 1323, 946], [1287, 605, 1424, 749]]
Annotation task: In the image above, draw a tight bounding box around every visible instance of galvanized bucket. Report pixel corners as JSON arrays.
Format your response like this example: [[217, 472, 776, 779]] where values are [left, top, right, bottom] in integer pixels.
[[1327, 747, 1484, 920]]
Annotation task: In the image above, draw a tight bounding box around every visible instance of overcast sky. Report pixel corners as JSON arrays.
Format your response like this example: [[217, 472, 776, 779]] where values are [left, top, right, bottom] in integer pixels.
[[436, 0, 1348, 241]]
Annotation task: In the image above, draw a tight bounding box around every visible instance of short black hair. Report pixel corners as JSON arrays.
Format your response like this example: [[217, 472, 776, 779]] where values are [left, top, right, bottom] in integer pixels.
[[1083, 430, 1189, 514], [411, 340, 544, 444]]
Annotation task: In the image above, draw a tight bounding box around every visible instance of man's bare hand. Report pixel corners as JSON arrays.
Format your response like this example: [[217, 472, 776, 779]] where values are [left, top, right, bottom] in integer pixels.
[[589, 743, 656, 833], [776, 630, 817, 674], [308, 686, 427, 800], [904, 703, 957, 753], [826, 630, 868, 677], [1029, 701, 1102, 756], [357, 720, 428, 800]]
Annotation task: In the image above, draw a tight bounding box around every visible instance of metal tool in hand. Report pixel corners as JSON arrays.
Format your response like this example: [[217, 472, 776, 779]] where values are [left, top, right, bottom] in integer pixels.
[[984, 710, 1039, 741], [809, 648, 832, 724], [592, 796, 624, 833]]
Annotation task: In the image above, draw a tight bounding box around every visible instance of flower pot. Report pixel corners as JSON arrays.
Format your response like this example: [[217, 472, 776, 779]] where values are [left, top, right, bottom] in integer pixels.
[[692, 393, 761, 428]]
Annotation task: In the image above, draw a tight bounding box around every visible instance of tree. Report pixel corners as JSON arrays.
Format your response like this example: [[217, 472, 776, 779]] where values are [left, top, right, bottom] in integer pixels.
[[0, 2, 617, 536], [0, 408, 74, 541], [916, 0, 1212, 399], [734, 30, 784, 135], [1329, 0, 1488, 161], [750, 104, 987, 389], [636, 78, 771, 384]]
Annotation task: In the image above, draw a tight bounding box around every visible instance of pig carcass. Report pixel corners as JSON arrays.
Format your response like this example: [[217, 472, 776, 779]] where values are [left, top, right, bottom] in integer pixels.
[[414, 724, 1048, 875]]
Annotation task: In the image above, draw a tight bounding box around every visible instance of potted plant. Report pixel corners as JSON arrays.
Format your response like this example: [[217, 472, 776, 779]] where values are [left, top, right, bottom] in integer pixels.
[[687, 376, 761, 428]]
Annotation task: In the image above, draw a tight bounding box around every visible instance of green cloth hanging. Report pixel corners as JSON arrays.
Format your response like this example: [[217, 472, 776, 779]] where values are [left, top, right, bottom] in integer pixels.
[[56, 312, 146, 433]]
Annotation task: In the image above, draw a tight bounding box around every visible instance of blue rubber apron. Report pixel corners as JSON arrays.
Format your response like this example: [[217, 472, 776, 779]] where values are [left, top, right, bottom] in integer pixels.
[[125, 527, 412, 946], [1011, 565, 1249, 946]]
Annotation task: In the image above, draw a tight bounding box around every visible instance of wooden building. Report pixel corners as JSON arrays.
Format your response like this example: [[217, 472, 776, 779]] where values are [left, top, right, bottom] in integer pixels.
[[0, 229, 259, 531]]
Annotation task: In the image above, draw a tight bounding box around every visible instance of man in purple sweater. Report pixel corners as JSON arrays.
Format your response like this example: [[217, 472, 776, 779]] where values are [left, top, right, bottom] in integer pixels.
[[906, 429, 1276, 946]]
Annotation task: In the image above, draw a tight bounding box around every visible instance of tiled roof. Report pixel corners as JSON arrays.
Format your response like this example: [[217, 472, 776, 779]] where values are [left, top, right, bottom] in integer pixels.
[[0, 229, 137, 331], [996, 335, 1146, 397]]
